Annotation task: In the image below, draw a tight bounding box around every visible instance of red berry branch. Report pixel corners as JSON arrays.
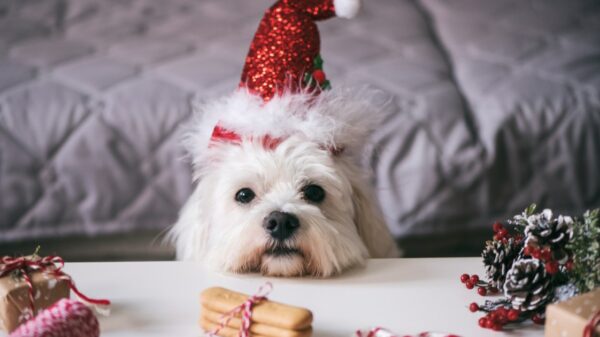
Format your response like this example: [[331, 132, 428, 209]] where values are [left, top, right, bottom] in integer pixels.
[[460, 271, 532, 331]]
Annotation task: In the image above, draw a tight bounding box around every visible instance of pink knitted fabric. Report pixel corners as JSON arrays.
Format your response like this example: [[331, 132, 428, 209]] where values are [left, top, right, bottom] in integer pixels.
[[9, 299, 99, 337]]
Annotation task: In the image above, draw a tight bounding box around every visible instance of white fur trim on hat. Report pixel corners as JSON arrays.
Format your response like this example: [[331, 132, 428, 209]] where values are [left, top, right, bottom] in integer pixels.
[[334, 0, 361, 19], [182, 86, 391, 172]]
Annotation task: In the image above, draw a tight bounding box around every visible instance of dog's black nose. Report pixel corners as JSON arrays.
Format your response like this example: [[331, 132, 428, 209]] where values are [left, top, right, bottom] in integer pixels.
[[263, 211, 299, 241]]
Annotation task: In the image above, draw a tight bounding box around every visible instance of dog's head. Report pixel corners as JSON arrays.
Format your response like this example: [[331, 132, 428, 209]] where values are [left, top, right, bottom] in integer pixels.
[[170, 87, 398, 277]]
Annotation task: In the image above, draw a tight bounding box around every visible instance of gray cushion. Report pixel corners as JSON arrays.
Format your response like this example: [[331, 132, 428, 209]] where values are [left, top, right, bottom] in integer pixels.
[[1, 0, 598, 243]]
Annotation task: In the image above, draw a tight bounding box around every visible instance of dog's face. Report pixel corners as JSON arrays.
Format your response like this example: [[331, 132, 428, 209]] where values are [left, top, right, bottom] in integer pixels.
[[192, 135, 369, 277]]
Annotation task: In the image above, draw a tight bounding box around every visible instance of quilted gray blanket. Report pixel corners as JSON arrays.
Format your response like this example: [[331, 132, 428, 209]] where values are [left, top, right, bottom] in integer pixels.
[[1, 0, 599, 243]]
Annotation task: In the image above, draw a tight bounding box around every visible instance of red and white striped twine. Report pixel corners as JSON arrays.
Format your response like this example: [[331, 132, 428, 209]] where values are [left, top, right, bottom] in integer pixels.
[[9, 298, 99, 337], [355, 327, 388, 337], [208, 282, 273, 337], [354, 328, 461, 337]]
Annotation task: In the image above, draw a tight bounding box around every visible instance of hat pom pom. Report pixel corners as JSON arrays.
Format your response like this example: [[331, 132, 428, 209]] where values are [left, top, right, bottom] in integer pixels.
[[334, 0, 361, 18]]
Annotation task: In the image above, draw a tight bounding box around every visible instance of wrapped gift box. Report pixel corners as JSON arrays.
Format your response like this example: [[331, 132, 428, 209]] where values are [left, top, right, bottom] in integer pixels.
[[0, 270, 70, 332], [545, 288, 600, 337]]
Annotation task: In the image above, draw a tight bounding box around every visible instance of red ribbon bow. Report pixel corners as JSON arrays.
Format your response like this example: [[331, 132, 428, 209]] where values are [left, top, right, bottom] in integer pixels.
[[0, 255, 111, 320], [208, 282, 273, 337]]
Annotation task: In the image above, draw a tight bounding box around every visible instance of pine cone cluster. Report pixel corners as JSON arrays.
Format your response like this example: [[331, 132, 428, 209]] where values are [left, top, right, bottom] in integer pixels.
[[482, 238, 522, 288], [503, 259, 552, 312], [470, 205, 598, 331]]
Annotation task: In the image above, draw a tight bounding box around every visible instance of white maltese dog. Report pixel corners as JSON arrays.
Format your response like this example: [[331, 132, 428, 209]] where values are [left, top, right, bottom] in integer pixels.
[[169, 0, 399, 277], [170, 89, 399, 277]]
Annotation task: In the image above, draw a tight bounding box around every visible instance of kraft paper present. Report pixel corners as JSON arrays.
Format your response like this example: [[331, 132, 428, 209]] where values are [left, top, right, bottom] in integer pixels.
[[0, 271, 70, 332], [545, 288, 600, 337]]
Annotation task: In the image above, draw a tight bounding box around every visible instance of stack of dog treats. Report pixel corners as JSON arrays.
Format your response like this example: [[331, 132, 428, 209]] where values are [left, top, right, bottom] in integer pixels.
[[200, 287, 313, 337]]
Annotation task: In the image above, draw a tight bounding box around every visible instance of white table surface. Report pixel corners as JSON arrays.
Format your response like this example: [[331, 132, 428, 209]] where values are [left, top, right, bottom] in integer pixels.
[[2, 258, 545, 337]]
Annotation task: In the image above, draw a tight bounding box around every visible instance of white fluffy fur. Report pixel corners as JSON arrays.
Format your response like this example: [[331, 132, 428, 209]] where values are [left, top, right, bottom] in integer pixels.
[[183, 87, 389, 174], [170, 87, 399, 277], [334, 0, 361, 19]]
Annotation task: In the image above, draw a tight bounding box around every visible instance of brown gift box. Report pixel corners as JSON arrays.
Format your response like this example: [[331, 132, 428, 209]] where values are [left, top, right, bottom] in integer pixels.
[[545, 288, 600, 337], [0, 271, 70, 332]]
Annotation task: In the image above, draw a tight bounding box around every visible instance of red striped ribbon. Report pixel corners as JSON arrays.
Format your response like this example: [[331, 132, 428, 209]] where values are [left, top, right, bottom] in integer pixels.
[[0, 255, 111, 320], [208, 282, 273, 337], [210, 124, 344, 155]]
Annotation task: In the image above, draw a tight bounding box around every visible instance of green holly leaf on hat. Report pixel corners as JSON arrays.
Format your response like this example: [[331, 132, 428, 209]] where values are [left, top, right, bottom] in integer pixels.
[[304, 54, 331, 90]]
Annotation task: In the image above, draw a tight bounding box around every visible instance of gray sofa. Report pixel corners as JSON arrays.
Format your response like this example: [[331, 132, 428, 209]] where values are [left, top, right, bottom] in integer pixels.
[[1, 0, 599, 258]]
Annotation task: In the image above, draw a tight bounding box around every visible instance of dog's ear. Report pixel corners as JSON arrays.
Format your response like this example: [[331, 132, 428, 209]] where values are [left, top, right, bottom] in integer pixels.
[[168, 181, 211, 260], [352, 179, 401, 258]]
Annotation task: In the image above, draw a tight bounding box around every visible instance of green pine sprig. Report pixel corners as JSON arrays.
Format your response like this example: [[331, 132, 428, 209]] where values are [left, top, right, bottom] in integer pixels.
[[507, 203, 538, 235], [567, 208, 600, 292]]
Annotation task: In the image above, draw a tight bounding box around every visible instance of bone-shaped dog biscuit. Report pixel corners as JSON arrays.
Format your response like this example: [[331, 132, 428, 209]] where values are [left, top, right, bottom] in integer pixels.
[[200, 287, 313, 330], [201, 307, 313, 337]]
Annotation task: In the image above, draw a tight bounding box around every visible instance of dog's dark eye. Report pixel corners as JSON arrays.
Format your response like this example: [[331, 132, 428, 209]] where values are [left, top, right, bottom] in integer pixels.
[[235, 188, 255, 204], [302, 184, 325, 203]]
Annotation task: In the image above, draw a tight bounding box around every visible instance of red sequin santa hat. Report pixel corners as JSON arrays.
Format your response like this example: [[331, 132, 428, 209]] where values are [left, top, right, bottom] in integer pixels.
[[240, 0, 361, 101], [207, 0, 363, 147], [183, 0, 394, 167]]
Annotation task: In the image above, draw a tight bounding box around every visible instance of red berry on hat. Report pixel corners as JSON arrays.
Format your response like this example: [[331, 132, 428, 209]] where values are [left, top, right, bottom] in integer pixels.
[[469, 303, 479, 312], [466, 281, 474, 289], [477, 287, 487, 296], [470, 275, 479, 283], [478, 317, 487, 327], [460, 273, 470, 283], [312, 69, 326, 84]]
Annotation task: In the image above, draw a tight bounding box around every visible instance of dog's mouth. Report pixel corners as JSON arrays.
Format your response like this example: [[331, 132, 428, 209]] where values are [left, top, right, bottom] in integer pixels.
[[259, 244, 307, 277], [265, 245, 303, 257]]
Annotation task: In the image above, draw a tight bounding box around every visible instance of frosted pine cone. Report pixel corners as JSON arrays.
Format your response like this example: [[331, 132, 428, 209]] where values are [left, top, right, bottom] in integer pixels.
[[524, 209, 574, 264], [482, 238, 522, 288], [503, 259, 552, 312], [524, 209, 573, 249]]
